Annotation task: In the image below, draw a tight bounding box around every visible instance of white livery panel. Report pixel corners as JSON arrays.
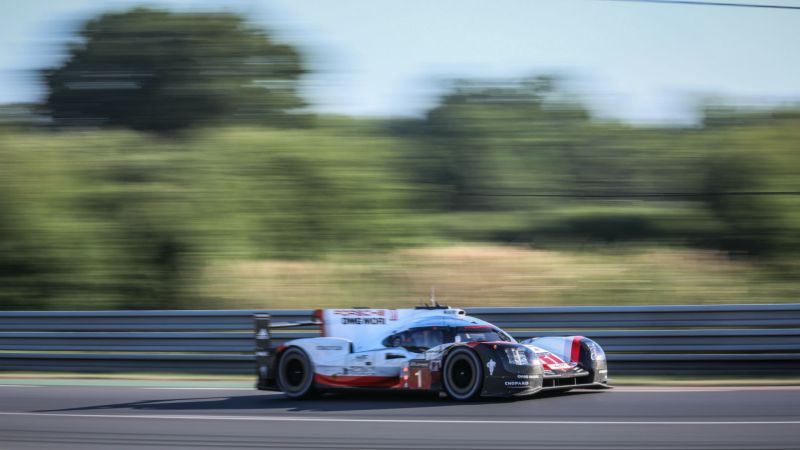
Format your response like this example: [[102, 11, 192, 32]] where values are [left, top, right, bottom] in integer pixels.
[[319, 308, 465, 352]]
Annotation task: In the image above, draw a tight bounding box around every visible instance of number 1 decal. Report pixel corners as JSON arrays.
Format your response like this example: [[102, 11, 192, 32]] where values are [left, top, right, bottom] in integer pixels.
[[415, 370, 422, 387]]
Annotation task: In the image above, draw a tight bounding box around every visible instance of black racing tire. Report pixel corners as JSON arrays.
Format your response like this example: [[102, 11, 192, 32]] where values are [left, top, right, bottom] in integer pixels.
[[442, 347, 483, 401], [276, 347, 317, 399]]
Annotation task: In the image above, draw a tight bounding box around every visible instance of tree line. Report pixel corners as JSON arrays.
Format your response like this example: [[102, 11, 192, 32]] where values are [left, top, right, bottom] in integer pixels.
[[1, 8, 798, 310]]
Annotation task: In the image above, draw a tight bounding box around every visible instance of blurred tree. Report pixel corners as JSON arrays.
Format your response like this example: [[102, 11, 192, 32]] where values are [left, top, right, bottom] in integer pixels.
[[42, 8, 307, 134], [0, 196, 52, 310], [698, 113, 800, 258], [0, 134, 83, 310], [397, 76, 590, 211], [700, 154, 777, 255]]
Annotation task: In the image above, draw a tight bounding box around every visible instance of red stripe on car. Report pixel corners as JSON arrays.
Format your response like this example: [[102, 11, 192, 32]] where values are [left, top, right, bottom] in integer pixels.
[[570, 336, 585, 362], [314, 374, 400, 389]]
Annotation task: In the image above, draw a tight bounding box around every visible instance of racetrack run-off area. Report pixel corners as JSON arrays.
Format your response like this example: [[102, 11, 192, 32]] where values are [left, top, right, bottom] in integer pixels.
[[1, 385, 799, 449]]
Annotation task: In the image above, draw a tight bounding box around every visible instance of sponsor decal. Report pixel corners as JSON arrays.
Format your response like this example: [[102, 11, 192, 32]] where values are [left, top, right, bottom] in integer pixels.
[[409, 360, 429, 369], [537, 351, 578, 371], [486, 358, 496, 376], [255, 351, 270, 357], [259, 366, 268, 377], [517, 374, 537, 379], [333, 309, 387, 316], [547, 362, 573, 370], [347, 366, 375, 375], [504, 381, 530, 387], [256, 328, 270, 339], [332, 309, 398, 322], [316, 345, 343, 351], [341, 317, 386, 325]]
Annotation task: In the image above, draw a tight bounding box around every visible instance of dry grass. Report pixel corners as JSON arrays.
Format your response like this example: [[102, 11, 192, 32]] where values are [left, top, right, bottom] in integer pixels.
[[191, 245, 786, 310]]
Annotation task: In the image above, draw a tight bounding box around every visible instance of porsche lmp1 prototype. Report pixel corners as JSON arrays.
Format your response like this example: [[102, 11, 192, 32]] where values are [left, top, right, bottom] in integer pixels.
[[255, 305, 609, 400]]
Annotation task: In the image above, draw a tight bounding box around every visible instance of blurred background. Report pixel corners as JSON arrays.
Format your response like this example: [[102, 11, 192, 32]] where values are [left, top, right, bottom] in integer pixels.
[[1, 0, 799, 311]]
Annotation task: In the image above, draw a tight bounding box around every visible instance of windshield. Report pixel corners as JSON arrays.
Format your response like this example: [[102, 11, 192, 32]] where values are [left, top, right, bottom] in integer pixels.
[[384, 326, 447, 352], [407, 327, 446, 350], [384, 325, 514, 351], [455, 326, 513, 343]]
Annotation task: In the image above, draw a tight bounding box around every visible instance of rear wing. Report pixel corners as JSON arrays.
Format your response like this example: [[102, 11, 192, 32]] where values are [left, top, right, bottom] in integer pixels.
[[254, 313, 320, 351], [254, 313, 320, 390]]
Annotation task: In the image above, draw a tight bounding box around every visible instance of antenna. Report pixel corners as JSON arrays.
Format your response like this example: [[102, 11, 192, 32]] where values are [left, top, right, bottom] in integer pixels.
[[415, 288, 449, 310]]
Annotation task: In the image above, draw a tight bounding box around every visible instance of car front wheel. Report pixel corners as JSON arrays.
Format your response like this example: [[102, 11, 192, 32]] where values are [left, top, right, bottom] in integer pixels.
[[443, 347, 483, 401]]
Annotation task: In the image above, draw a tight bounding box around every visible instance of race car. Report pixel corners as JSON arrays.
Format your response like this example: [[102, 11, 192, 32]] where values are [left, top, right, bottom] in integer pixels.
[[255, 305, 609, 400]]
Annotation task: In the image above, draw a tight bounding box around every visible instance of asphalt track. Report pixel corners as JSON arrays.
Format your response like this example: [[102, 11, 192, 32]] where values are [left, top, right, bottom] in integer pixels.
[[1, 385, 800, 449]]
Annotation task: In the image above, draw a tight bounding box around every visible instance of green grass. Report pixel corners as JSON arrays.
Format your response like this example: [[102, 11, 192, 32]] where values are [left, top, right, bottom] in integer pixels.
[[187, 244, 799, 310]]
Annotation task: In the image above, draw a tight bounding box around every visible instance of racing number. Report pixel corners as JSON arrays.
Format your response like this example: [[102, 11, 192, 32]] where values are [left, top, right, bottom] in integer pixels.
[[408, 366, 432, 389]]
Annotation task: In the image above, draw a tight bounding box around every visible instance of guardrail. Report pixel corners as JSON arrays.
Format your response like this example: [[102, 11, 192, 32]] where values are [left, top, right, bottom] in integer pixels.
[[1, 304, 799, 375]]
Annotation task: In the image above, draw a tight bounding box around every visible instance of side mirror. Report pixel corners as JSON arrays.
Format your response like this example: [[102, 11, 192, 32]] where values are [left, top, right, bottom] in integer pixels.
[[383, 335, 403, 348]]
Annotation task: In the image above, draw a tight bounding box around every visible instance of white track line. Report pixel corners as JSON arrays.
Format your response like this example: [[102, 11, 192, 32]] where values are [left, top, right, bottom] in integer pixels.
[[611, 386, 800, 392], [0, 384, 251, 390], [135, 387, 252, 390], [4, 384, 800, 392], [1, 384, 800, 392], [0, 411, 798, 425], [134, 386, 800, 393]]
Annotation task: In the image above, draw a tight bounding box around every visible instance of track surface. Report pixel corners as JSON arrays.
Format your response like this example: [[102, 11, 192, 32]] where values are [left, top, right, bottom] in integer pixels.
[[1, 385, 800, 449]]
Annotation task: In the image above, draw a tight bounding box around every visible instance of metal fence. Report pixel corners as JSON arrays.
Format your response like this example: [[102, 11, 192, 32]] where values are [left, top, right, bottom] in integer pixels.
[[2, 304, 799, 375]]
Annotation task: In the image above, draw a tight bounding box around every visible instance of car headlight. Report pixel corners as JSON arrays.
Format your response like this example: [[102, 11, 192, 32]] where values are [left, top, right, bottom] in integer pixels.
[[586, 340, 606, 361], [504, 347, 531, 365]]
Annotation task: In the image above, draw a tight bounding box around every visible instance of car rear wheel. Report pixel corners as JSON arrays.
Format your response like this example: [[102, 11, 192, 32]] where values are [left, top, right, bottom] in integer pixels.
[[443, 347, 483, 401], [277, 347, 317, 399]]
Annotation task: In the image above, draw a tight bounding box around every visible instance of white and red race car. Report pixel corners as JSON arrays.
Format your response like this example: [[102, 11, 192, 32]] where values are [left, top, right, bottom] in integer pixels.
[[255, 305, 609, 400]]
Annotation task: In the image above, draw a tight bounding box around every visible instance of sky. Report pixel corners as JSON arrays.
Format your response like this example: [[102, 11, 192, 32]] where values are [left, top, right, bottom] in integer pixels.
[[0, 0, 798, 124]]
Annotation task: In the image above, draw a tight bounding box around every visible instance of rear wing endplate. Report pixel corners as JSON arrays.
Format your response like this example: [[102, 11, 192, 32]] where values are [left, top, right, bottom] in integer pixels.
[[254, 313, 320, 352], [254, 313, 320, 388]]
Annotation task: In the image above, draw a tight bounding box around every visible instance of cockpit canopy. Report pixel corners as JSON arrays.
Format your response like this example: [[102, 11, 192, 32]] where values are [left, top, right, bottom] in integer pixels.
[[382, 325, 514, 353]]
